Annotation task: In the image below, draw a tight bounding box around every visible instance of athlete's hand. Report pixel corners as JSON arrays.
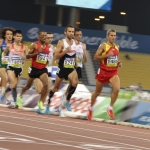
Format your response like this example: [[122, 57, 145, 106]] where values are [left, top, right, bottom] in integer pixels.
[[66, 46, 72, 53], [118, 60, 122, 67], [106, 51, 114, 57], [2, 57, 6, 63]]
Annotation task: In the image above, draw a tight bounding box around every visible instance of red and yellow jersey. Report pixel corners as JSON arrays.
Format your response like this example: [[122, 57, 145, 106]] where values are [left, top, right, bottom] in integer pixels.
[[100, 42, 119, 71]]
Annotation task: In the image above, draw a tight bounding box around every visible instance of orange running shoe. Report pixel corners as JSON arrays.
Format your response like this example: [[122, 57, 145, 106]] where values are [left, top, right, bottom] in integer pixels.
[[87, 108, 92, 121], [107, 109, 115, 119]]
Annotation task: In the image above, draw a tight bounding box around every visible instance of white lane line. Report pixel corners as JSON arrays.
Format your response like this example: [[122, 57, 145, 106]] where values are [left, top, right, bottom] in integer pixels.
[[0, 129, 92, 150], [0, 148, 9, 150], [0, 109, 149, 136], [0, 121, 148, 150], [0, 114, 149, 143]]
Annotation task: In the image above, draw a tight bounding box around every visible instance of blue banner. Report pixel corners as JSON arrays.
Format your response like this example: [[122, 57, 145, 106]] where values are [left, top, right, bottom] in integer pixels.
[[130, 102, 150, 125], [0, 19, 150, 53]]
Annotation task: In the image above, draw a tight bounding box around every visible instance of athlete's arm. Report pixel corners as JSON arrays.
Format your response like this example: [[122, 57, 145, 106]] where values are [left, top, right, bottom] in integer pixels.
[[54, 40, 71, 59], [117, 45, 122, 67], [82, 43, 88, 63], [26, 43, 40, 59], [94, 43, 114, 61], [0, 39, 2, 46], [24, 46, 29, 60], [2, 44, 11, 62]]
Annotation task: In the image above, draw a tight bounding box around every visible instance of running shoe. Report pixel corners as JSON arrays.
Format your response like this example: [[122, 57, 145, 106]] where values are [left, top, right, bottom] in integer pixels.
[[107, 108, 115, 119], [61, 94, 72, 111], [45, 104, 50, 115], [6, 100, 11, 105], [87, 108, 92, 121], [16, 95, 22, 108]]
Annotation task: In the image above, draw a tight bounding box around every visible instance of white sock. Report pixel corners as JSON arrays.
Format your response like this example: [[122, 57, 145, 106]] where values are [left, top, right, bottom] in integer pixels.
[[108, 106, 113, 110], [89, 106, 93, 110]]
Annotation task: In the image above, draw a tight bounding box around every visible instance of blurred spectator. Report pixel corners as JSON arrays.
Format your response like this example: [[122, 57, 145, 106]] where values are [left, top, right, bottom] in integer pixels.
[[137, 83, 142, 92]]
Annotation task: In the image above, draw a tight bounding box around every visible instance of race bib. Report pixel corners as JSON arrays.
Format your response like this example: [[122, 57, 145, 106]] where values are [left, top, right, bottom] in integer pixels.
[[107, 56, 118, 67], [36, 53, 48, 64], [2, 56, 9, 64], [64, 58, 75, 68], [11, 57, 23, 68]]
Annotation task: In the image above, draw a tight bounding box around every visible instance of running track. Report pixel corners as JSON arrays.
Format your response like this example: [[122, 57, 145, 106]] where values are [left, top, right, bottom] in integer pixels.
[[0, 107, 149, 150]]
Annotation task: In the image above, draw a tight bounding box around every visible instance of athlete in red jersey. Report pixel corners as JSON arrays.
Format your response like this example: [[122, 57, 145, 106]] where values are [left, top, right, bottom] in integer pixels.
[[87, 29, 122, 120], [16, 30, 50, 112]]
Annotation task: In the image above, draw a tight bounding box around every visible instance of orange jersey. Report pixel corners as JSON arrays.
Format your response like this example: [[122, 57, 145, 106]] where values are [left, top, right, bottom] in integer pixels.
[[100, 42, 119, 71]]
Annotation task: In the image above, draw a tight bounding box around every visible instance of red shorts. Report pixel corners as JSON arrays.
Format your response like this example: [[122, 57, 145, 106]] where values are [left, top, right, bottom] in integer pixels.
[[95, 68, 118, 84]]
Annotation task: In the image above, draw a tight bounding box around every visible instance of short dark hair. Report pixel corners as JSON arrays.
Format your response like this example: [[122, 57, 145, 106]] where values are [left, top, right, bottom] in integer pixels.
[[64, 25, 74, 32], [0, 27, 15, 39], [107, 29, 116, 35], [14, 30, 22, 35], [75, 28, 81, 32], [38, 30, 46, 35], [47, 32, 53, 34]]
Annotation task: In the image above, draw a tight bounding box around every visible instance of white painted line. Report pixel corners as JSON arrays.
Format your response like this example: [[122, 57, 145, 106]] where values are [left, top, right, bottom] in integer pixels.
[[0, 148, 9, 150], [0, 114, 149, 143], [0, 129, 91, 150], [0, 121, 148, 150], [0, 109, 149, 136]]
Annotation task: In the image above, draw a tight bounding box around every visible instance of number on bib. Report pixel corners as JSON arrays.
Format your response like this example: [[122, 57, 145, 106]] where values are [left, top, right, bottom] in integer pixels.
[[107, 56, 118, 67], [64, 58, 75, 68], [36, 53, 48, 64]]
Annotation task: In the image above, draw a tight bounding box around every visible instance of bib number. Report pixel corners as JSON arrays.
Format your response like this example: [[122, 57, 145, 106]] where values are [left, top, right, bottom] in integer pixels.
[[64, 58, 75, 68], [107, 56, 118, 67], [36, 53, 48, 64], [11, 57, 23, 68]]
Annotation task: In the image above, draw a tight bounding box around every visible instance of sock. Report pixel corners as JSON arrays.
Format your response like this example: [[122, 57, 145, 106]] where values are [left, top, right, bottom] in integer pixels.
[[48, 90, 55, 104], [1, 87, 5, 95], [89, 106, 93, 111], [12, 88, 17, 102], [108, 106, 113, 110]]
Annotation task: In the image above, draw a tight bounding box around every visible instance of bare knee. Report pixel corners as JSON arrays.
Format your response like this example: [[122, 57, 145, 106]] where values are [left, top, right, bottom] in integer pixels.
[[71, 80, 78, 87], [113, 88, 120, 94], [94, 91, 101, 97]]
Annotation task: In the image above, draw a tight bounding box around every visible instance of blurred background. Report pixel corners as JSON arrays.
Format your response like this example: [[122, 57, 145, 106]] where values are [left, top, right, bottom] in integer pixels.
[[0, 0, 150, 93]]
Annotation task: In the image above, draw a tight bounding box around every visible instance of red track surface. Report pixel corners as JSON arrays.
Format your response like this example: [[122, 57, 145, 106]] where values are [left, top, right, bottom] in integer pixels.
[[0, 107, 149, 150]]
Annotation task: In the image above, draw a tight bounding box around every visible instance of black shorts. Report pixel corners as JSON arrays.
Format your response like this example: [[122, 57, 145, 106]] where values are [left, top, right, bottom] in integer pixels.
[[48, 72, 51, 77], [28, 66, 48, 78], [56, 67, 74, 80], [76, 67, 82, 79], [7, 66, 22, 77]]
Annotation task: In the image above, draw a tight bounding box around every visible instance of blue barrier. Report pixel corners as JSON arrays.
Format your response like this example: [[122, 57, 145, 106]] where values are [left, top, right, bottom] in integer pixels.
[[1, 19, 150, 53]]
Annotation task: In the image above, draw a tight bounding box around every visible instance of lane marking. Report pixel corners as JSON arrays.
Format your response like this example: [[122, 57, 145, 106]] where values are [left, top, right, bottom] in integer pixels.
[[0, 129, 91, 150], [0, 114, 149, 143], [0, 109, 149, 136], [0, 121, 148, 150]]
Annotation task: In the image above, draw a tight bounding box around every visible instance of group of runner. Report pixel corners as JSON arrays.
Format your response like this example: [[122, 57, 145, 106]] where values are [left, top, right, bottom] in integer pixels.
[[0, 26, 122, 120]]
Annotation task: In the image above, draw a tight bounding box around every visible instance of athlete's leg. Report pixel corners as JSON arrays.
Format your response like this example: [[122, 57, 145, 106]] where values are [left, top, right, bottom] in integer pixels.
[[39, 73, 49, 104], [109, 75, 120, 107], [87, 79, 103, 121], [106, 75, 120, 119], [0, 68, 8, 100], [48, 75, 63, 104], [7, 70, 18, 103], [33, 78, 43, 94]]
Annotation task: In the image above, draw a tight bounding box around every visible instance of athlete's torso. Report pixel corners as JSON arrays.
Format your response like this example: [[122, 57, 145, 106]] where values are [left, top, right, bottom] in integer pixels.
[[58, 39, 76, 69], [76, 42, 84, 68], [32, 41, 50, 69], [100, 42, 119, 71], [8, 43, 25, 68]]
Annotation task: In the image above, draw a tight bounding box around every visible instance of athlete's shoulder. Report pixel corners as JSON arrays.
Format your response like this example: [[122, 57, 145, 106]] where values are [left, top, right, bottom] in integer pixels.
[[114, 43, 119, 49]]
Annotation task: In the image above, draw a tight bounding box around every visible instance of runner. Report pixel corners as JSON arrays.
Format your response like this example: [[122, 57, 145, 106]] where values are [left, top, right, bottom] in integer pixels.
[[45, 25, 78, 115], [0, 27, 15, 101], [64, 28, 88, 98], [33, 32, 54, 94], [87, 29, 122, 120], [16, 30, 50, 113], [2, 30, 28, 107]]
